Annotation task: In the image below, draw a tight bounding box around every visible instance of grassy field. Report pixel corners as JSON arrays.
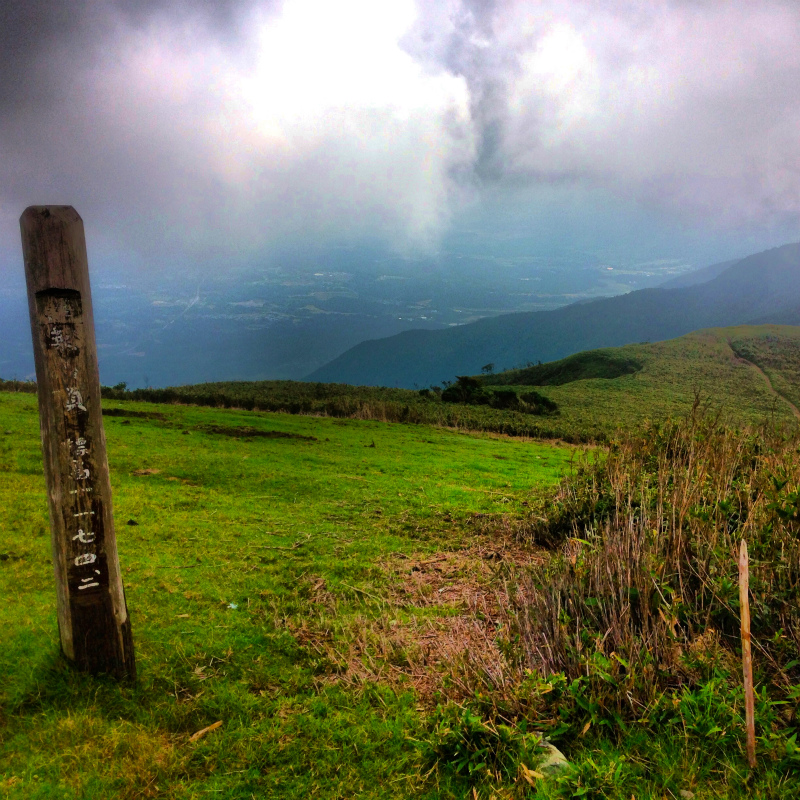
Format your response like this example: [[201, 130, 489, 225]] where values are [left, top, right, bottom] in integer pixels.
[[12, 323, 788, 445], [486, 324, 800, 436], [4, 325, 800, 798], [0, 390, 575, 799]]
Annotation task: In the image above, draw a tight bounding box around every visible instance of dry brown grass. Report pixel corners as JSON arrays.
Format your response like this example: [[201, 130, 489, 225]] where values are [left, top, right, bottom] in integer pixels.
[[509, 405, 800, 712], [384, 540, 543, 610], [284, 536, 546, 705]]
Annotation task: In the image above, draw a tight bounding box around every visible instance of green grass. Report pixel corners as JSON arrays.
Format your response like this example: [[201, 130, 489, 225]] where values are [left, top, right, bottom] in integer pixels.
[[23, 323, 790, 445], [488, 325, 800, 437], [4, 368, 800, 798], [90, 379, 586, 441], [0, 390, 572, 799]]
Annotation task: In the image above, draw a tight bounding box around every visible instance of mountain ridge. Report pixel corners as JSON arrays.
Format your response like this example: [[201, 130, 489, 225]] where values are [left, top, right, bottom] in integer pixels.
[[306, 242, 800, 388], [658, 257, 741, 288]]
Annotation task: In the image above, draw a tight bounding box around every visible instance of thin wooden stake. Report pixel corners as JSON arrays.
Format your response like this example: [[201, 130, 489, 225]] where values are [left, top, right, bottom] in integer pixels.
[[739, 539, 756, 769], [20, 206, 135, 680]]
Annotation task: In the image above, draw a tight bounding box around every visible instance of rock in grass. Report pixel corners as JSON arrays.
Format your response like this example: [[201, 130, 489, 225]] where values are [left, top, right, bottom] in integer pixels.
[[538, 740, 569, 774]]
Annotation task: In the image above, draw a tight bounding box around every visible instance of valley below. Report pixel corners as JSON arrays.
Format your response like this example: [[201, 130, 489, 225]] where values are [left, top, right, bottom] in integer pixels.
[[0, 254, 696, 389]]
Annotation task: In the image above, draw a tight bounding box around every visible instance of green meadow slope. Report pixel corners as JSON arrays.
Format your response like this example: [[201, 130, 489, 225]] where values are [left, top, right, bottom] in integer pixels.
[[484, 324, 800, 437], [4, 325, 800, 796], [1, 323, 786, 446], [0, 392, 573, 798]]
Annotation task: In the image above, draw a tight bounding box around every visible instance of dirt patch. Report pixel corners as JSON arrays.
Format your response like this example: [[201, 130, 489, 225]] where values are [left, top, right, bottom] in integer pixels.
[[198, 425, 317, 441], [314, 604, 511, 701], [386, 541, 544, 611], [132, 468, 161, 476], [103, 408, 166, 420], [291, 539, 544, 702]]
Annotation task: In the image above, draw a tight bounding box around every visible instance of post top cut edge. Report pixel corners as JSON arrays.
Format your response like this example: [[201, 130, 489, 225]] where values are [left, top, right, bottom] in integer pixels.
[[20, 206, 83, 225], [20, 206, 89, 296]]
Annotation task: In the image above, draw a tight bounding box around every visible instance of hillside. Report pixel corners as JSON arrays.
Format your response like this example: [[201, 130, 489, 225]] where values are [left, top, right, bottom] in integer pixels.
[[658, 257, 740, 288], [485, 324, 800, 436], [4, 376, 800, 797], [22, 322, 792, 444], [307, 242, 800, 388], [0, 390, 574, 797], [4, 326, 800, 796]]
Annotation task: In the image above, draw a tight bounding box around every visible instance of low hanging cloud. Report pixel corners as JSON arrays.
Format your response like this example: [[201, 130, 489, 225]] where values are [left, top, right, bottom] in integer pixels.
[[406, 0, 800, 230], [1, 0, 799, 274], [0, 0, 474, 268]]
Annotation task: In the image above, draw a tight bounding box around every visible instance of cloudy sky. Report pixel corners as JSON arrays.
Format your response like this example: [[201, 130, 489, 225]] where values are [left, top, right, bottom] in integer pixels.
[[2, 0, 799, 280]]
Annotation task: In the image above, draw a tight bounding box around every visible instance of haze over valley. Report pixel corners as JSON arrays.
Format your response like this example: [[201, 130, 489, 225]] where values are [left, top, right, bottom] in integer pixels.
[[1, 239, 715, 387]]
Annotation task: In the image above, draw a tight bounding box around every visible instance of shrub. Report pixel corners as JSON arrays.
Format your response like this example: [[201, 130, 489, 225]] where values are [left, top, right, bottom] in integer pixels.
[[422, 702, 544, 785], [519, 389, 559, 415], [489, 389, 520, 410], [441, 376, 490, 405], [511, 404, 800, 721]]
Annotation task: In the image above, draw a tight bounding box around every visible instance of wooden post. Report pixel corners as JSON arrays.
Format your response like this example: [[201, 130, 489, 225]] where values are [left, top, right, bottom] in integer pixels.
[[739, 539, 756, 769], [20, 206, 135, 680]]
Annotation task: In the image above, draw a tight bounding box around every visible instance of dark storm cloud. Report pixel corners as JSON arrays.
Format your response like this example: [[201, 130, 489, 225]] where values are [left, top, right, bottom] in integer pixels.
[[0, 0, 276, 262], [0, 1, 254, 110], [405, 0, 800, 230], [1, 0, 799, 278], [0, 0, 473, 271], [402, 0, 509, 181]]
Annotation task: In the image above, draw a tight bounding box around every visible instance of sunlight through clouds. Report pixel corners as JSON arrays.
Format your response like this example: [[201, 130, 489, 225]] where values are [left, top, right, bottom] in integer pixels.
[[85, 0, 475, 255], [1, 0, 799, 273]]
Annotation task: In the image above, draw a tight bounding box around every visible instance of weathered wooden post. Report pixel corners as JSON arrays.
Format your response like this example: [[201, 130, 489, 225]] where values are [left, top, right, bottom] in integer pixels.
[[739, 539, 756, 769], [20, 206, 135, 680]]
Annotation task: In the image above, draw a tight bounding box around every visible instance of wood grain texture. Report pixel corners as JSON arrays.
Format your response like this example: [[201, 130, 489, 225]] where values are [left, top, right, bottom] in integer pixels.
[[739, 539, 756, 769], [21, 206, 135, 680]]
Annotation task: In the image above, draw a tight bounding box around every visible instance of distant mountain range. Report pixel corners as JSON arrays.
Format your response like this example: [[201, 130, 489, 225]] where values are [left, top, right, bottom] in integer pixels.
[[0, 253, 681, 388], [306, 243, 800, 388]]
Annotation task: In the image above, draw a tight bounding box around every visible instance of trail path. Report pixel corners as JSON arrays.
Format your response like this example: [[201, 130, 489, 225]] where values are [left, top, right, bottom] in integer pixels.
[[729, 342, 800, 422]]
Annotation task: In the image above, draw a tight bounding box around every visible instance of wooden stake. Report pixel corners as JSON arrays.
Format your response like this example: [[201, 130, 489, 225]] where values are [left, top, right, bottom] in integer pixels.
[[739, 539, 756, 769], [20, 206, 135, 680]]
